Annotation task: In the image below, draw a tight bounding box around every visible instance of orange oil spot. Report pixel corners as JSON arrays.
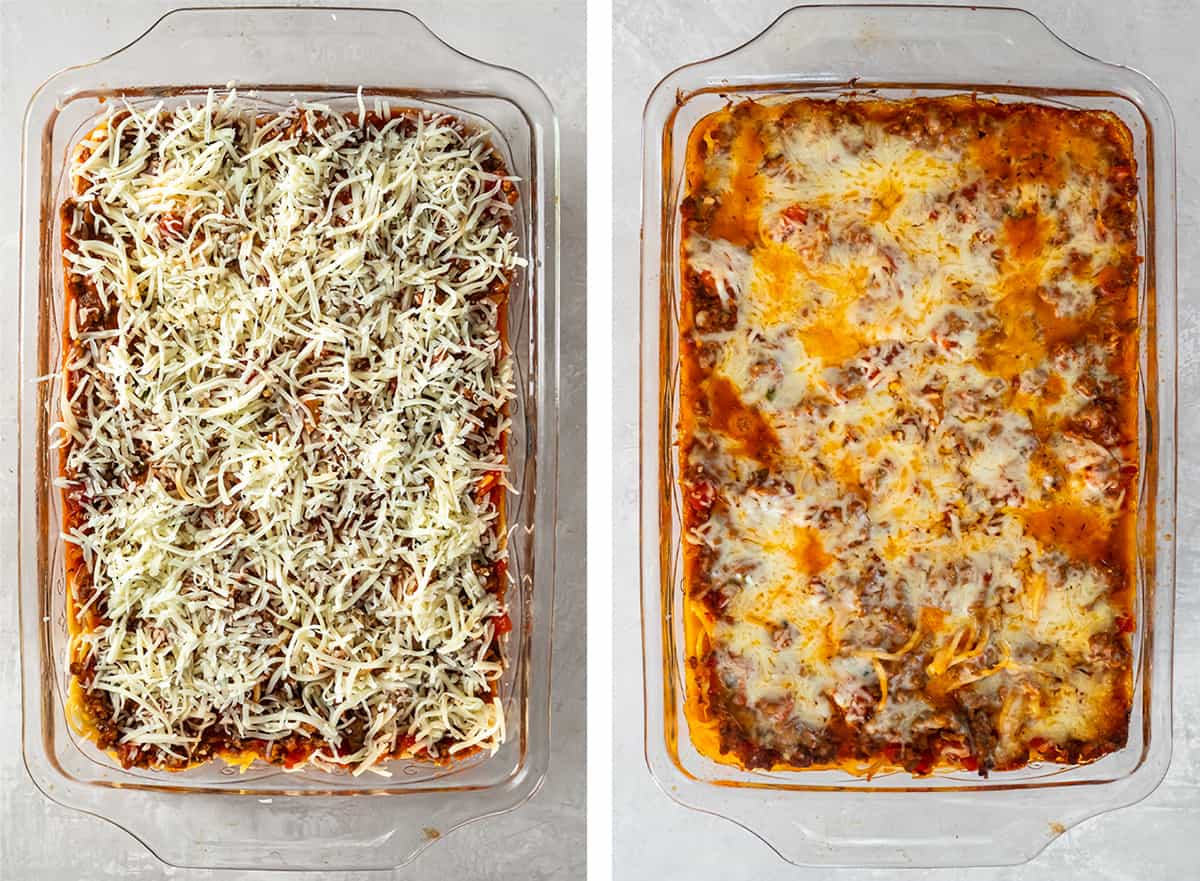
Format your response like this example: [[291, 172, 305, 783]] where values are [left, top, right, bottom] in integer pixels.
[[833, 456, 861, 493], [705, 374, 779, 462], [919, 606, 949, 634], [977, 210, 1086, 379], [869, 177, 905, 224], [1004, 213, 1044, 263], [790, 526, 833, 575], [1042, 373, 1066, 404], [799, 320, 864, 364], [750, 240, 867, 363], [967, 111, 1100, 190], [1068, 251, 1092, 279], [706, 119, 766, 247], [1022, 504, 1113, 564]]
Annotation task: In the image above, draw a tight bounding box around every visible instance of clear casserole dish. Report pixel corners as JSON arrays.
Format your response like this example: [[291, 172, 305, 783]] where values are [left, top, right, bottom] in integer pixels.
[[18, 6, 559, 872], [639, 4, 1176, 868]]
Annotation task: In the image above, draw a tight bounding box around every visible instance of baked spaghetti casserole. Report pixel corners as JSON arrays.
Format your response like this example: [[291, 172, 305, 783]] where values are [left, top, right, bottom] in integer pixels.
[[677, 96, 1139, 776]]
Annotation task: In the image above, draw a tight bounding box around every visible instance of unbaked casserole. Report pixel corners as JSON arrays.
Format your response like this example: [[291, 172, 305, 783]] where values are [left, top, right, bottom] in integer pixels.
[[57, 92, 522, 773]]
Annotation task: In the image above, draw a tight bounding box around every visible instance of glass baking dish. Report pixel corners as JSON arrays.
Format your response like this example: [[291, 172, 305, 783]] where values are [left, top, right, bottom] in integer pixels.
[[18, 6, 559, 872], [639, 4, 1176, 868]]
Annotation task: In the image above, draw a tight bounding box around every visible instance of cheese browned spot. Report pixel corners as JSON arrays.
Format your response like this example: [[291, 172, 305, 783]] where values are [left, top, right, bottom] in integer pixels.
[[678, 97, 1138, 776], [55, 91, 523, 774]]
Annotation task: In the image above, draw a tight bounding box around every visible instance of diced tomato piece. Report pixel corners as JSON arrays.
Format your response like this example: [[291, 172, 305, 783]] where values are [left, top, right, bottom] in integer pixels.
[[116, 742, 141, 768], [493, 612, 513, 635], [686, 479, 716, 517], [476, 470, 503, 503], [159, 213, 186, 241], [782, 205, 809, 225], [282, 743, 311, 769]]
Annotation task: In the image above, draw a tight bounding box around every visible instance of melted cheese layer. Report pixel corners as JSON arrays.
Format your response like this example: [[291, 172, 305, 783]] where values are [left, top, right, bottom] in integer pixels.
[[679, 97, 1138, 775]]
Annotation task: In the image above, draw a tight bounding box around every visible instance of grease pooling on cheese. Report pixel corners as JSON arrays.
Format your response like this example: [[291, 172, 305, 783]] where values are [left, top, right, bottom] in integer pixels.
[[678, 97, 1138, 774]]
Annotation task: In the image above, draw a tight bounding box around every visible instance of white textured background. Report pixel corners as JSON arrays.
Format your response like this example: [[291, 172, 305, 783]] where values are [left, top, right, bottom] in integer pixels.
[[613, 1, 1199, 879], [0, 1, 586, 879]]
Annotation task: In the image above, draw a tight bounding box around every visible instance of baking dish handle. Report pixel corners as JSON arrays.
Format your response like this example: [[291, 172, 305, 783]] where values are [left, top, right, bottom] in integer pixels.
[[47, 5, 542, 102], [657, 4, 1166, 97]]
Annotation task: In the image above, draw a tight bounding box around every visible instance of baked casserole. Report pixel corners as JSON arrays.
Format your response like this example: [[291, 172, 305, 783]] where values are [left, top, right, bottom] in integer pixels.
[[677, 96, 1139, 776]]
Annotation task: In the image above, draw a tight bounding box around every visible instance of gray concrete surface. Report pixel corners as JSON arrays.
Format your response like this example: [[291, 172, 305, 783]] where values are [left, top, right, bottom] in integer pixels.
[[613, 1, 1199, 879], [0, 1, 586, 879]]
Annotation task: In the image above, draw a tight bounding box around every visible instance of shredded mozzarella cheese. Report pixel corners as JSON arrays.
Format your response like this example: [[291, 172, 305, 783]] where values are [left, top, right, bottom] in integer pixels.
[[55, 90, 523, 774]]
